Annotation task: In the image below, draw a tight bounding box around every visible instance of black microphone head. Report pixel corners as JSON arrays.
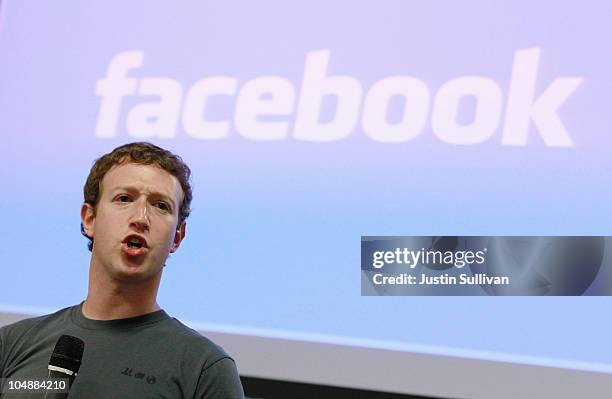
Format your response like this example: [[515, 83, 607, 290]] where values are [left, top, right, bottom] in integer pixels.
[[49, 335, 85, 375]]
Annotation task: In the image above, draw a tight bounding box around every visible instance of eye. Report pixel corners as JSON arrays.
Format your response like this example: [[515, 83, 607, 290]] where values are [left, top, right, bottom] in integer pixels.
[[156, 201, 170, 211], [116, 194, 131, 202]]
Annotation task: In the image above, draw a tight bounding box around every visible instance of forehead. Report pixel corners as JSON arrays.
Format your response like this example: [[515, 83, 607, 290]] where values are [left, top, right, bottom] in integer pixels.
[[100, 163, 183, 203]]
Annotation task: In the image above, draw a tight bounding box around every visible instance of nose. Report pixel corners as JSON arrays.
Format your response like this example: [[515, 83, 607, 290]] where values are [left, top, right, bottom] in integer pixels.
[[130, 198, 150, 231]]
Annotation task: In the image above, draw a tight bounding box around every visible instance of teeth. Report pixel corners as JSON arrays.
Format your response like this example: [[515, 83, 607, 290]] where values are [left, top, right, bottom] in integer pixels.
[[127, 237, 143, 248]]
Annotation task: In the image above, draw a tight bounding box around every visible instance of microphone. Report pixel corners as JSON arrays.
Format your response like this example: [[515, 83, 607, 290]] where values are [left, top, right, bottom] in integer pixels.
[[44, 335, 85, 399]]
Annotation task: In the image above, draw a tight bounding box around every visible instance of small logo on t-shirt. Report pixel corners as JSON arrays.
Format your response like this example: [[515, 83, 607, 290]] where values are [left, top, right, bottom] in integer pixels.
[[121, 367, 157, 384]]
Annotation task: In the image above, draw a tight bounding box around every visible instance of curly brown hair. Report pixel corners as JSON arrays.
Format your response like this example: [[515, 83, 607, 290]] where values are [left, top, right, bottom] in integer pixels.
[[81, 142, 192, 251]]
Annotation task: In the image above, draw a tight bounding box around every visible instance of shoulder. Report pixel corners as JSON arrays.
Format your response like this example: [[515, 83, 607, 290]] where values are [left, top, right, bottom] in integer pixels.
[[155, 317, 244, 397], [160, 317, 232, 365], [195, 357, 244, 398], [0, 306, 74, 344], [0, 306, 76, 377]]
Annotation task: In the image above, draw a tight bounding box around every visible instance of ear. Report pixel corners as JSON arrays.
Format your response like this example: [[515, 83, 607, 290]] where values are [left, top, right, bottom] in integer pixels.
[[170, 221, 186, 253], [81, 203, 96, 238]]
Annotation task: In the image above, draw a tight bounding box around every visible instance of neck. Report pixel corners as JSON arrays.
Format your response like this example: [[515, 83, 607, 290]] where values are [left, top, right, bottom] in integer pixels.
[[82, 260, 162, 320]]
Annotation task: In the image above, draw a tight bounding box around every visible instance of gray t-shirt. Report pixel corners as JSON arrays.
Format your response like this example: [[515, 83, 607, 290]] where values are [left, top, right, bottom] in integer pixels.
[[0, 304, 244, 398]]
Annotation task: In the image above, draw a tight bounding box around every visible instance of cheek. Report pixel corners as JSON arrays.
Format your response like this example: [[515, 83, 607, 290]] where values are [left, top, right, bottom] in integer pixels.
[[95, 224, 115, 247], [164, 234, 174, 250], [93, 212, 123, 244], [154, 226, 177, 249]]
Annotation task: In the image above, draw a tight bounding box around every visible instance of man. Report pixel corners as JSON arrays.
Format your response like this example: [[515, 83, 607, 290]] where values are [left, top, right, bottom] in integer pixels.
[[0, 142, 245, 398]]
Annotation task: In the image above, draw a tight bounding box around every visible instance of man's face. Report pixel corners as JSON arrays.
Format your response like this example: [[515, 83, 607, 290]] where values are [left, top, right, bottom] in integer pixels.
[[81, 163, 186, 283]]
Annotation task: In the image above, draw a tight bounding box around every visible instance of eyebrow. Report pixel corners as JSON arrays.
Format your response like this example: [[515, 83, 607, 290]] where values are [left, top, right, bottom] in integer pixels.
[[111, 186, 176, 208]]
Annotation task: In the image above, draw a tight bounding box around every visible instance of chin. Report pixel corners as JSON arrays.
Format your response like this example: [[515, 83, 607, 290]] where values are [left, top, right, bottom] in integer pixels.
[[113, 261, 162, 282], [114, 270, 160, 284]]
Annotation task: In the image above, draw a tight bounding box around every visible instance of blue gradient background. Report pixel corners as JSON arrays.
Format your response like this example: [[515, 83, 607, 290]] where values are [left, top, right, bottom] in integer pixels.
[[1, 1, 611, 372]]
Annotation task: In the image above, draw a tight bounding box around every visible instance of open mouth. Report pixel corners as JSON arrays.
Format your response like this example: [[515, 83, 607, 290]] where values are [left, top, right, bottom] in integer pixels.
[[127, 238, 144, 249], [122, 235, 148, 256]]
